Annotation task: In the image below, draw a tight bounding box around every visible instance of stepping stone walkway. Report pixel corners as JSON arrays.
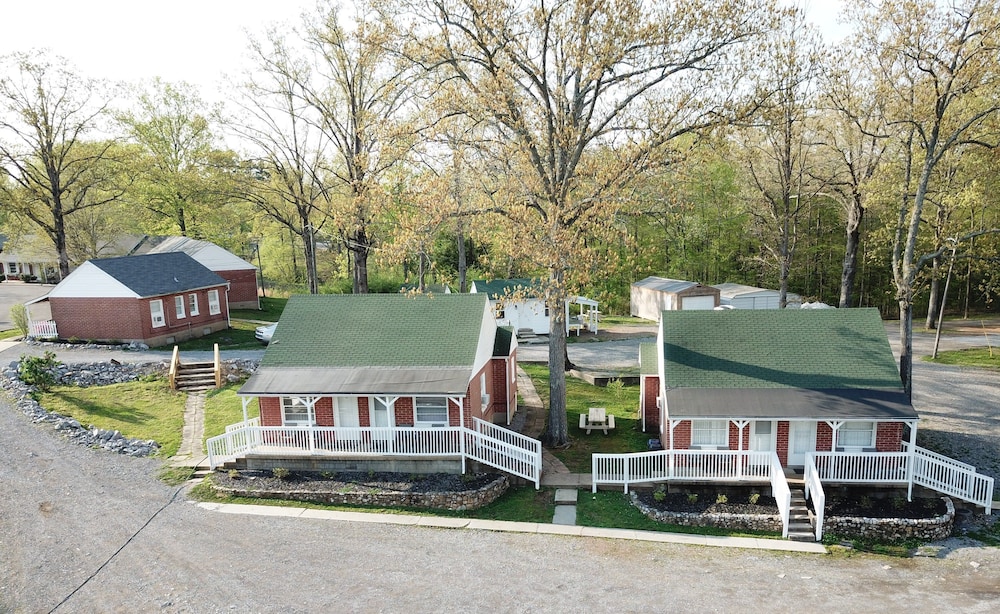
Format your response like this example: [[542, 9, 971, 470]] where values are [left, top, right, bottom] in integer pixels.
[[553, 488, 578, 525], [171, 392, 208, 468]]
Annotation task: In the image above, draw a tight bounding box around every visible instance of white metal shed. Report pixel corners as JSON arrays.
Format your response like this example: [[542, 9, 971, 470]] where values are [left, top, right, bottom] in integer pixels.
[[630, 276, 720, 321]]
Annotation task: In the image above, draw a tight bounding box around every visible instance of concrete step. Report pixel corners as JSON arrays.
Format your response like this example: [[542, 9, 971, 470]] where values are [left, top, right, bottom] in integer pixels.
[[787, 530, 817, 542]]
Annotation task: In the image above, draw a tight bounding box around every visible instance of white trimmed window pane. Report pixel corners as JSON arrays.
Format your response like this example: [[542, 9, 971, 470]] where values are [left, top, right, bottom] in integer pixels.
[[150, 299, 165, 328], [208, 289, 221, 315], [188, 293, 199, 315], [838, 422, 874, 448], [282, 397, 311, 424], [175, 295, 185, 318], [415, 397, 448, 427], [692, 420, 728, 447]]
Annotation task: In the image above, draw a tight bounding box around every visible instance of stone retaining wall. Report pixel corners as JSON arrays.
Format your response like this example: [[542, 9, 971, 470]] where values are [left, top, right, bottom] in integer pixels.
[[823, 497, 955, 541], [212, 474, 510, 511], [630, 492, 783, 533]]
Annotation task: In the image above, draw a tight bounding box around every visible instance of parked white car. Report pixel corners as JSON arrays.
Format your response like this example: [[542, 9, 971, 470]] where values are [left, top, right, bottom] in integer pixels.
[[255, 322, 277, 344]]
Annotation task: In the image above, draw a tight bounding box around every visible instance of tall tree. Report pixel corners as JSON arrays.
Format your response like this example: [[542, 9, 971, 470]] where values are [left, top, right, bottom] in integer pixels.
[[738, 6, 824, 308], [409, 0, 776, 445], [0, 52, 123, 277], [851, 0, 1000, 396]]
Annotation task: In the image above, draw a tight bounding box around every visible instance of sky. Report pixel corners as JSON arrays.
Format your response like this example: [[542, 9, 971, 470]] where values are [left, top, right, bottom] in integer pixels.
[[1, 0, 849, 103]]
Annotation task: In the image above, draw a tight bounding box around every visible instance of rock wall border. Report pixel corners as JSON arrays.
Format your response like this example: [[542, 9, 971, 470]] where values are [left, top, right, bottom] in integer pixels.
[[630, 492, 784, 533], [822, 497, 955, 541]]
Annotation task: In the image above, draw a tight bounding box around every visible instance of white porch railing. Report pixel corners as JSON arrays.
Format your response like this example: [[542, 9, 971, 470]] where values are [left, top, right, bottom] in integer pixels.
[[812, 445, 994, 514], [592, 449, 789, 537], [27, 320, 58, 338], [206, 420, 542, 489], [591, 450, 775, 493], [803, 455, 826, 542], [770, 453, 791, 539]]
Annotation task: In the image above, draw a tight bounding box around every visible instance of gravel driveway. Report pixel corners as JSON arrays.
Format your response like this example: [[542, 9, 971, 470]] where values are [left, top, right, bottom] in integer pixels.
[[2, 324, 1000, 612]]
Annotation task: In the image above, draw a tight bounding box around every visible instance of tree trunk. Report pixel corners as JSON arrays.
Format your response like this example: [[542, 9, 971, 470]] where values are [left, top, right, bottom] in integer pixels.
[[839, 223, 862, 309], [543, 269, 569, 447], [351, 228, 370, 294], [457, 223, 467, 294], [303, 221, 319, 294], [925, 257, 940, 329], [898, 294, 913, 400]]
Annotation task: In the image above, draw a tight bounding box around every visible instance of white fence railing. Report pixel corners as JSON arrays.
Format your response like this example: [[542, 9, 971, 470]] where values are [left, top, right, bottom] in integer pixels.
[[206, 421, 542, 488], [811, 451, 910, 484], [906, 443, 994, 514], [770, 453, 791, 539], [803, 455, 826, 542], [591, 450, 774, 493], [27, 320, 58, 339]]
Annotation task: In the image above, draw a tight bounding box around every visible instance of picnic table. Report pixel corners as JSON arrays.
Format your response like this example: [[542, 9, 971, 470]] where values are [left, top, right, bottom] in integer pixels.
[[579, 407, 615, 435]]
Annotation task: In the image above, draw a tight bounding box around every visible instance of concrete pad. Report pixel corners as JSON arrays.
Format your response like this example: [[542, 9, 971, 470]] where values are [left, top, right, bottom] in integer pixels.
[[211, 503, 306, 518], [552, 505, 577, 525], [554, 489, 578, 504], [467, 519, 539, 533], [541, 473, 591, 488], [0, 340, 21, 354], [639, 532, 709, 545]]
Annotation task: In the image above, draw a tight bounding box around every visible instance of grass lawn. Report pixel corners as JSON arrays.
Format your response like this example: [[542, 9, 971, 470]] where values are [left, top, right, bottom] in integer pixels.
[[38, 378, 187, 457], [173, 319, 262, 351], [203, 384, 260, 441], [521, 364, 649, 472], [923, 347, 1000, 370], [230, 296, 287, 322], [190, 481, 555, 522], [0, 329, 21, 341], [577, 491, 781, 538], [598, 315, 652, 325]]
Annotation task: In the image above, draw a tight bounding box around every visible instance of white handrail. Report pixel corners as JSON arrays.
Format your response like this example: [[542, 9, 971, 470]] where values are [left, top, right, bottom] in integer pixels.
[[592, 450, 773, 493], [769, 453, 791, 539], [803, 454, 825, 542]]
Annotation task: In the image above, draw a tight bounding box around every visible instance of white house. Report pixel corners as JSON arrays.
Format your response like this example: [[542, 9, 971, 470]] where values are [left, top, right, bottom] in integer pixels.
[[713, 282, 802, 309], [471, 279, 550, 335]]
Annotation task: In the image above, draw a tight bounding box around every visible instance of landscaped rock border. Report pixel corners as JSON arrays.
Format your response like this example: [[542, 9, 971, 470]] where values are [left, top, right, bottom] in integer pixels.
[[823, 497, 955, 541], [211, 473, 510, 511], [630, 492, 783, 533]]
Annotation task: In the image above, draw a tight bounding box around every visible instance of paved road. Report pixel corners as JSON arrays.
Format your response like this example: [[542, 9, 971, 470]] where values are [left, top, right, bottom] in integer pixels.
[[0, 282, 54, 330]]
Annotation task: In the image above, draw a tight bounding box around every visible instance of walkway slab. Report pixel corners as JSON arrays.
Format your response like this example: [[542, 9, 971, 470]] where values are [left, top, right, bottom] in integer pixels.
[[554, 489, 578, 504], [552, 505, 577, 525]]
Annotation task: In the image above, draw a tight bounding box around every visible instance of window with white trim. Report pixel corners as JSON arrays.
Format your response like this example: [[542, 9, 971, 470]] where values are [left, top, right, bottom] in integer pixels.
[[188, 293, 199, 315], [837, 421, 875, 449], [7, 262, 17, 274], [150, 299, 165, 328], [174, 295, 186, 319], [281, 397, 312, 425], [415, 397, 449, 427], [480, 373, 489, 410], [691, 420, 729, 448], [207, 289, 221, 315]]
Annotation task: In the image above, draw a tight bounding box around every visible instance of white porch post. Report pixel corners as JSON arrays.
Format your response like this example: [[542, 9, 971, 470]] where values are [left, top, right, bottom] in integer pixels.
[[241, 397, 251, 423], [826, 420, 842, 479], [451, 395, 466, 473], [669, 419, 680, 478], [907, 419, 918, 501], [733, 420, 748, 479], [305, 397, 318, 452]]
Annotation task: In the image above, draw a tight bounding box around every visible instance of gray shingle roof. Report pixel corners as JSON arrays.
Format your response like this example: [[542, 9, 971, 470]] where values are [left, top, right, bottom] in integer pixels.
[[90, 253, 226, 297]]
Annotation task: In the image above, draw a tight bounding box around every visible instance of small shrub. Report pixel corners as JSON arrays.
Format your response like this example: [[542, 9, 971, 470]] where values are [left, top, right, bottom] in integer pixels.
[[18, 351, 61, 391], [320, 471, 335, 479], [859, 495, 873, 510], [460, 472, 475, 483], [272, 467, 290, 480], [715, 494, 728, 505], [653, 487, 667, 502], [686, 493, 698, 504], [606, 378, 626, 400], [9, 304, 28, 338], [228, 469, 240, 480], [891, 497, 907, 511], [367, 470, 376, 479], [748, 493, 761, 505]]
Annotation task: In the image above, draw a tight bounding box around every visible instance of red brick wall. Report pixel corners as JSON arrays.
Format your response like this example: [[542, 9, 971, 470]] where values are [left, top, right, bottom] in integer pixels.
[[357, 397, 371, 427], [260, 397, 282, 426], [777, 421, 789, 466], [315, 397, 334, 426], [449, 398, 462, 427], [50, 285, 229, 347], [817, 422, 834, 453], [641, 376, 659, 432], [219, 269, 259, 309], [877, 422, 904, 452], [669, 420, 692, 449], [394, 397, 414, 426], [490, 358, 508, 422]]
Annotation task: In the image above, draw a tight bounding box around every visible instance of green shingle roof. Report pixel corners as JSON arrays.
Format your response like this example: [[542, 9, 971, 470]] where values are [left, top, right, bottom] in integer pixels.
[[661, 308, 902, 390], [261, 293, 488, 368], [639, 342, 658, 375]]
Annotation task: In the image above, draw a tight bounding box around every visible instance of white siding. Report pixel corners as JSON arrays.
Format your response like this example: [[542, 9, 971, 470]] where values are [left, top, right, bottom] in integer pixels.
[[47, 262, 138, 298], [680, 295, 716, 310]]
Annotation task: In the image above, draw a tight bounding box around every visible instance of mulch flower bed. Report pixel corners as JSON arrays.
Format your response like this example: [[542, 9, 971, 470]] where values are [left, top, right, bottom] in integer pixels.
[[212, 470, 500, 494], [820, 496, 947, 519], [634, 491, 779, 515]]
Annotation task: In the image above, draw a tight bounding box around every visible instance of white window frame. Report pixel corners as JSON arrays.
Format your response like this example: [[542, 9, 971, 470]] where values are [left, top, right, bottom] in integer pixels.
[[414, 397, 449, 427], [174, 295, 186, 319], [281, 397, 313, 425], [188, 293, 199, 316], [207, 289, 221, 315], [691, 419, 729, 449], [7, 262, 17, 274], [150, 299, 166, 328], [479, 373, 490, 411], [838, 421, 875, 450]]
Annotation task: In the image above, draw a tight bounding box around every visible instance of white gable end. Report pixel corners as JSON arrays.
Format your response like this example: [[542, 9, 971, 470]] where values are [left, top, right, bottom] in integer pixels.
[[47, 262, 139, 298], [189, 243, 256, 271]]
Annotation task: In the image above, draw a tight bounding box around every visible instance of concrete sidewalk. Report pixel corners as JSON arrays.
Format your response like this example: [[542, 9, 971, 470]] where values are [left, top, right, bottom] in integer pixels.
[[196, 501, 828, 554]]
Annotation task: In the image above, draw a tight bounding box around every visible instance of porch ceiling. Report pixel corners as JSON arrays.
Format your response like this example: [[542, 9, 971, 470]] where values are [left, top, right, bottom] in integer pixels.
[[238, 366, 472, 397], [665, 387, 917, 420]]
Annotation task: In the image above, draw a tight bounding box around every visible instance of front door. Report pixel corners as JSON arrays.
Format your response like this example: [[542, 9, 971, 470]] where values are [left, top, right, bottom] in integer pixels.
[[787, 421, 816, 467], [335, 396, 361, 440], [370, 397, 394, 441]]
